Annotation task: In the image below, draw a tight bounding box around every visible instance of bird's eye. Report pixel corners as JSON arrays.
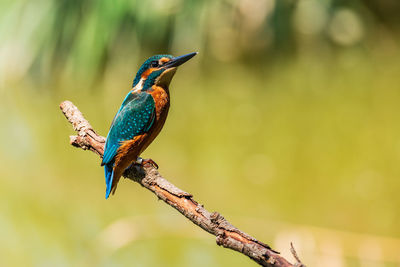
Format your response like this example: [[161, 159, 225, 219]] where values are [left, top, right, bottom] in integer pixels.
[[151, 61, 159, 68]]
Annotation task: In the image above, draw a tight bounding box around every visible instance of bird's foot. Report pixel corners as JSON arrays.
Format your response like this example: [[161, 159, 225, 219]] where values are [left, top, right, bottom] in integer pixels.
[[142, 158, 159, 169], [136, 157, 159, 169]]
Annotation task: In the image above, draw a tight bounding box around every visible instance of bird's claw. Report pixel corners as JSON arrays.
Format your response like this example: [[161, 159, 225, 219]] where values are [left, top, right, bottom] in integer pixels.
[[136, 157, 159, 169], [142, 158, 159, 169]]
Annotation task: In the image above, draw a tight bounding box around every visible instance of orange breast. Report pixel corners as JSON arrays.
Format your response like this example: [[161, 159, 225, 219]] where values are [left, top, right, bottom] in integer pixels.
[[149, 85, 170, 120], [143, 85, 170, 149]]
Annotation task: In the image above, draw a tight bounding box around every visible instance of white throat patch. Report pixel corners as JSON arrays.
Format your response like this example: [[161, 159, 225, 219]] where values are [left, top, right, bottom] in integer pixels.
[[133, 78, 145, 92]]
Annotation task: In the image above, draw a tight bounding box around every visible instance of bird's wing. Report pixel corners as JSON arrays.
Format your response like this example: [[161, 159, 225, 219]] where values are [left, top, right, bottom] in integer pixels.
[[101, 91, 155, 166]]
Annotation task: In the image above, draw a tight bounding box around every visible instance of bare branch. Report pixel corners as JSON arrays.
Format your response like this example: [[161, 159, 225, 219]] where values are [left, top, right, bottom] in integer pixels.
[[60, 100, 301, 267], [290, 243, 306, 267]]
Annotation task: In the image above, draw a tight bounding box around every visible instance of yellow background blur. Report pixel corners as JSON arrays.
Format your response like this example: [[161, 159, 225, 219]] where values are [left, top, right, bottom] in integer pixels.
[[1, 0, 400, 266]]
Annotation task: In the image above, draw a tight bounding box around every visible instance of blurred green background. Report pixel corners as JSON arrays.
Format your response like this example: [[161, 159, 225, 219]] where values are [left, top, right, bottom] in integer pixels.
[[1, 0, 400, 266]]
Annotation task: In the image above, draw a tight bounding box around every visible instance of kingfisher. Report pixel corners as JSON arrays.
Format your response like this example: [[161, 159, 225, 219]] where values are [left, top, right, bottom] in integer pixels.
[[101, 52, 197, 199]]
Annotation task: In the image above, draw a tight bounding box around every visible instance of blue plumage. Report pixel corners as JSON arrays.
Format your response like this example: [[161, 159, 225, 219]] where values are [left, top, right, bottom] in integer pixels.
[[102, 91, 156, 198], [104, 164, 114, 198], [143, 69, 164, 90]]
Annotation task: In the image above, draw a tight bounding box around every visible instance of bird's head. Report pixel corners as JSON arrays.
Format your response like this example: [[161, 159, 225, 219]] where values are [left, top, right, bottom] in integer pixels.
[[132, 52, 197, 91]]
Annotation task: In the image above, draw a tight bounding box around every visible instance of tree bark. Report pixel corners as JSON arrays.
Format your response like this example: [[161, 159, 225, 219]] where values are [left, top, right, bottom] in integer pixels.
[[60, 100, 305, 267]]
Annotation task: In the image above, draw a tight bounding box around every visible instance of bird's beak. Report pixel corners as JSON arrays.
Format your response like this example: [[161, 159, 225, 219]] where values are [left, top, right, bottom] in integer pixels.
[[164, 52, 198, 68]]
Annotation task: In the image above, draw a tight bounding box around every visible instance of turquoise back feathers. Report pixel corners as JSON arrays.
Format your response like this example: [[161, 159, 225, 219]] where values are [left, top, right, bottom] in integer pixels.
[[101, 92, 155, 166], [102, 91, 156, 198]]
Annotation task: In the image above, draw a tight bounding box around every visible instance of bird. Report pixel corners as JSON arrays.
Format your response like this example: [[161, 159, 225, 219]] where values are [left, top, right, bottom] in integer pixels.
[[101, 52, 197, 199]]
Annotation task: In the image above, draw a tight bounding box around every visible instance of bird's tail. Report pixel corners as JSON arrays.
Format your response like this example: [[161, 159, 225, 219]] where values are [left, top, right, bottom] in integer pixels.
[[104, 163, 114, 199]]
